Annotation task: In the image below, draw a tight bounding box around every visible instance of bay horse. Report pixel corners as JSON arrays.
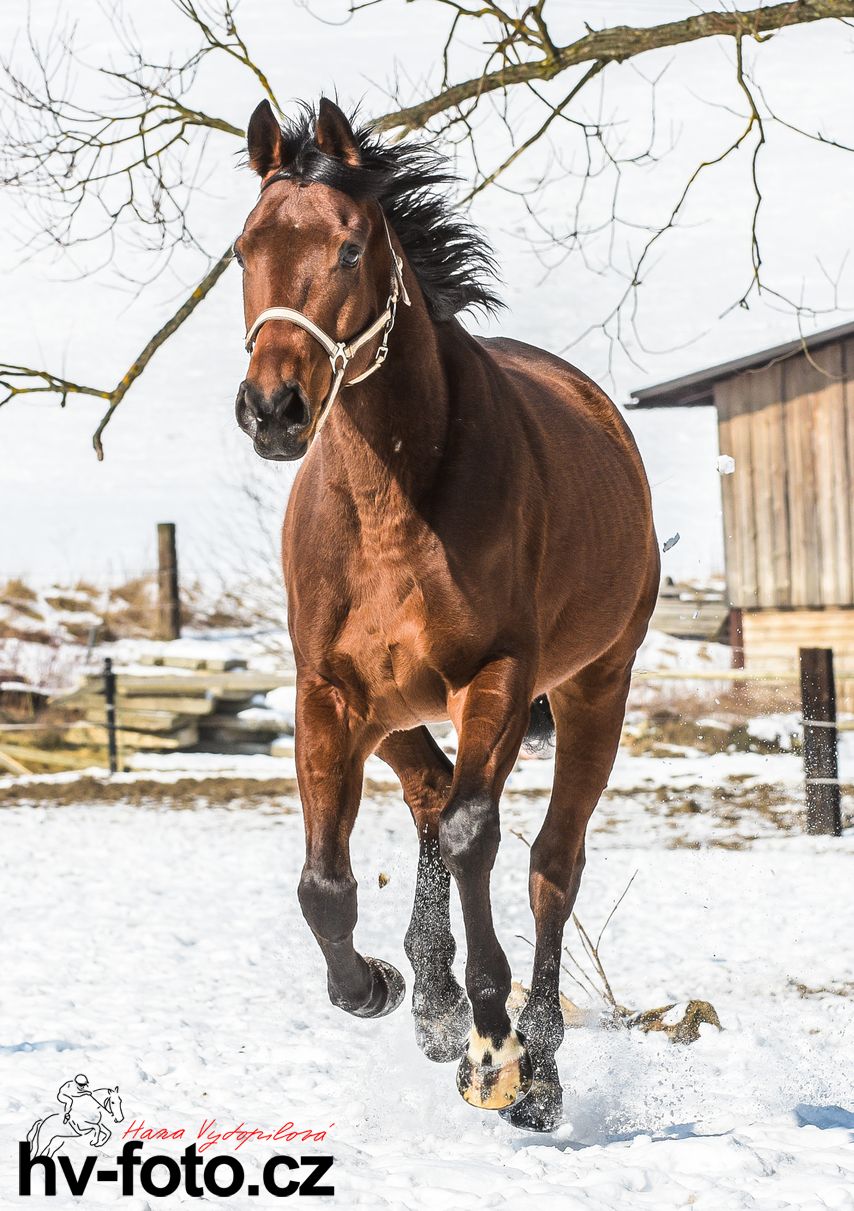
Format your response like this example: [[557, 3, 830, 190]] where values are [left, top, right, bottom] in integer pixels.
[[234, 97, 659, 1131]]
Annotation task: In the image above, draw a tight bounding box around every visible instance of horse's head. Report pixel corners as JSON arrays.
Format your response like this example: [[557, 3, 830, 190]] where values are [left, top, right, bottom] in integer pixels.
[[104, 1086, 124, 1124], [234, 98, 407, 461]]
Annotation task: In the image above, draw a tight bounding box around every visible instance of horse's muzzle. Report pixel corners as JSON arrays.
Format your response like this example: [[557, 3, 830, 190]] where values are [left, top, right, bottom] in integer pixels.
[[235, 379, 311, 461]]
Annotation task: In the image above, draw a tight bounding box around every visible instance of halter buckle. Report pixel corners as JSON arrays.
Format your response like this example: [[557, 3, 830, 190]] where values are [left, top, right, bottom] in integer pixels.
[[331, 343, 349, 375]]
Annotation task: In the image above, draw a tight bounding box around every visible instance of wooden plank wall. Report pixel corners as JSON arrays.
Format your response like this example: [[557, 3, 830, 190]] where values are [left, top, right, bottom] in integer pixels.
[[717, 376, 758, 607], [742, 608, 854, 674], [743, 609, 854, 709], [715, 339, 854, 608]]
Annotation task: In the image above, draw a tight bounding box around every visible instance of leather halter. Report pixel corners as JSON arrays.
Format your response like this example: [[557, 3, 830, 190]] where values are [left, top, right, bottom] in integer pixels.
[[242, 209, 411, 436]]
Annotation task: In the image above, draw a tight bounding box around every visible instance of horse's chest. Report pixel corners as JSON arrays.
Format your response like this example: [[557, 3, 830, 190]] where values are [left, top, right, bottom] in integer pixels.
[[331, 571, 449, 724]]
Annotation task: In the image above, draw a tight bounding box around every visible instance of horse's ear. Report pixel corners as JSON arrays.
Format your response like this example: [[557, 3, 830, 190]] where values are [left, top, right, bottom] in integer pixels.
[[247, 100, 284, 177], [315, 98, 360, 167]]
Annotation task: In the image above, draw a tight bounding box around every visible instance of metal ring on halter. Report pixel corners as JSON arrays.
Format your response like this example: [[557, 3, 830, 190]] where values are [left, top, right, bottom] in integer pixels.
[[242, 209, 410, 433]]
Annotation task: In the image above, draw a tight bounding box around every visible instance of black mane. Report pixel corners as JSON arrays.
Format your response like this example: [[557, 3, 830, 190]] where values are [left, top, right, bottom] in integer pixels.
[[268, 105, 501, 322]]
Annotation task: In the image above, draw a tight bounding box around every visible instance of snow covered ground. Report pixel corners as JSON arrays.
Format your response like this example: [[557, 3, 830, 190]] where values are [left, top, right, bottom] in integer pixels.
[[1, 744, 852, 1208], [3, 1, 854, 1199]]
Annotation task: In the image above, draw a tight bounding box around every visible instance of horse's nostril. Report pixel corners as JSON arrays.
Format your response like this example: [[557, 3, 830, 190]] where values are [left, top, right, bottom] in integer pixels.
[[278, 387, 310, 429], [238, 381, 310, 435]]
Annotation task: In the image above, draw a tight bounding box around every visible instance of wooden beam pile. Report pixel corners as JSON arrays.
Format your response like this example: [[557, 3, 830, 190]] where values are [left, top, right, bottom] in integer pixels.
[[62, 656, 294, 755], [0, 655, 296, 773]]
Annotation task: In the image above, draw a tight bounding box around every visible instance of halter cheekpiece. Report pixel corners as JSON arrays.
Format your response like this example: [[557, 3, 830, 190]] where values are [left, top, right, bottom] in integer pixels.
[[242, 204, 410, 436]]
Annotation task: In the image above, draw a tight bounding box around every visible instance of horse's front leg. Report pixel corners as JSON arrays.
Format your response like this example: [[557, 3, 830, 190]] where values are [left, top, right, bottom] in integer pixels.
[[377, 727, 471, 1061], [295, 675, 405, 1018], [440, 656, 534, 1111]]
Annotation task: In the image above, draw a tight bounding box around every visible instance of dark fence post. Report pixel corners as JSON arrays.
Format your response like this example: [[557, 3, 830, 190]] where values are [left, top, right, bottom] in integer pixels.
[[157, 522, 181, 640], [104, 657, 118, 776], [799, 647, 841, 836]]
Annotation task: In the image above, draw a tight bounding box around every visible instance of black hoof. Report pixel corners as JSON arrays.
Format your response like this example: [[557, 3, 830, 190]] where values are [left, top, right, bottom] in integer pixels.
[[413, 982, 472, 1063], [329, 957, 406, 1020], [499, 1054, 563, 1132]]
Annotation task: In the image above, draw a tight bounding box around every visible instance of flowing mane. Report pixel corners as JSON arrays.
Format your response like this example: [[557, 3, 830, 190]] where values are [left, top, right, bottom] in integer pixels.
[[260, 104, 501, 322]]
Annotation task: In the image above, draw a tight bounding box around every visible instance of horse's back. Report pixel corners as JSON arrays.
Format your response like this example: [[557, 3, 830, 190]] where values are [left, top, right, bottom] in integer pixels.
[[477, 336, 643, 468]]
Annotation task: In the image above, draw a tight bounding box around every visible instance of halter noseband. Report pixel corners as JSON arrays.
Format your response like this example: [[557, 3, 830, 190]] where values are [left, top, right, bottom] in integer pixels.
[[242, 210, 411, 437]]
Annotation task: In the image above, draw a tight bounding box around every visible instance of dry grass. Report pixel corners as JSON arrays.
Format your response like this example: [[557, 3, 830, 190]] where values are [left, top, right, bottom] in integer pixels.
[[1, 574, 280, 649], [623, 710, 791, 759], [788, 978, 854, 1000], [627, 680, 801, 721], [2, 578, 38, 604], [1, 775, 300, 808]]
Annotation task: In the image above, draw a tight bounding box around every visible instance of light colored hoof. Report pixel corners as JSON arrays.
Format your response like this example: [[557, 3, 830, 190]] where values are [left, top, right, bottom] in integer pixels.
[[456, 1029, 532, 1111]]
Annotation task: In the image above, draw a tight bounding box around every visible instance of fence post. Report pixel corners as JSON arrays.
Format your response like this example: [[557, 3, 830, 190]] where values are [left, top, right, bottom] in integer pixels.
[[157, 522, 181, 640], [729, 607, 744, 669], [799, 647, 841, 836], [104, 657, 118, 776]]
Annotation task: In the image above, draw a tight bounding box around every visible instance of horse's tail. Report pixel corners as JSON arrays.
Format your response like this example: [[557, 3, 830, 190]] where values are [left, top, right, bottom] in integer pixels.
[[523, 694, 555, 753], [27, 1118, 43, 1157]]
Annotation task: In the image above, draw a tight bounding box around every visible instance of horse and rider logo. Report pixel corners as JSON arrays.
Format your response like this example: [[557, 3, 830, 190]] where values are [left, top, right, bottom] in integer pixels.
[[27, 1074, 124, 1159]]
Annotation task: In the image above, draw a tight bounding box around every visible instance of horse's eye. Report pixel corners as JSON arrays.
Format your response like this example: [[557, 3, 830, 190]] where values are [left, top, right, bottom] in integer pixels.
[[339, 243, 362, 269], [233, 245, 245, 269]]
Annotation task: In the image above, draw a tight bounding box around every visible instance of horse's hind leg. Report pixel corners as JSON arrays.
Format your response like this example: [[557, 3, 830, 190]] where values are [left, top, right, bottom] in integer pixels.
[[45, 1133, 67, 1159], [377, 727, 471, 1061], [502, 657, 632, 1132], [295, 675, 405, 1018], [439, 656, 535, 1112]]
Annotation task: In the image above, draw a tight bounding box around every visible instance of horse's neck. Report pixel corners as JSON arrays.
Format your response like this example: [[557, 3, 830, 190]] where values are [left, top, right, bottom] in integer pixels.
[[323, 293, 454, 516]]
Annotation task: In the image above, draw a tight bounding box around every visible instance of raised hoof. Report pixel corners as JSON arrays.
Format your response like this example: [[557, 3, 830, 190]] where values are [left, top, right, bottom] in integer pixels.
[[413, 984, 472, 1063], [331, 957, 406, 1020], [499, 1075, 563, 1132], [456, 1029, 533, 1111]]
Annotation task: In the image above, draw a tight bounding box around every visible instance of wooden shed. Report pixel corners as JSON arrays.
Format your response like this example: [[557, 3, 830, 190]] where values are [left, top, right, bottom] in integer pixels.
[[630, 320, 854, 691]]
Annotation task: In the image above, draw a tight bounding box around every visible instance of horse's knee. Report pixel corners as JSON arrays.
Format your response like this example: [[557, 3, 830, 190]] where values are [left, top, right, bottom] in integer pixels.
[[297, 866, 357, 943], [439, 795, 500, 879]]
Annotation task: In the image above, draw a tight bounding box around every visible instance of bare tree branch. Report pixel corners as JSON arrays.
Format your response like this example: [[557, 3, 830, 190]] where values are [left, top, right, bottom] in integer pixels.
[[0, 245, 233, 459], [0, 2, 265, 262], [375, 1, 854, 135], [3, 0, 854, 452]]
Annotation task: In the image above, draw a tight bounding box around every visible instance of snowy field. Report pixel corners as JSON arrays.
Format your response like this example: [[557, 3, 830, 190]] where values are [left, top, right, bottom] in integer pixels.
[[3, 2, 854, 1204], [1, 740, 852, 1209]]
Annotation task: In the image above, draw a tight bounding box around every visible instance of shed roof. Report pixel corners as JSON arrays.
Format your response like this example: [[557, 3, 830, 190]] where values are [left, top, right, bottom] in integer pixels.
[[628, 317, 854, 409]]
